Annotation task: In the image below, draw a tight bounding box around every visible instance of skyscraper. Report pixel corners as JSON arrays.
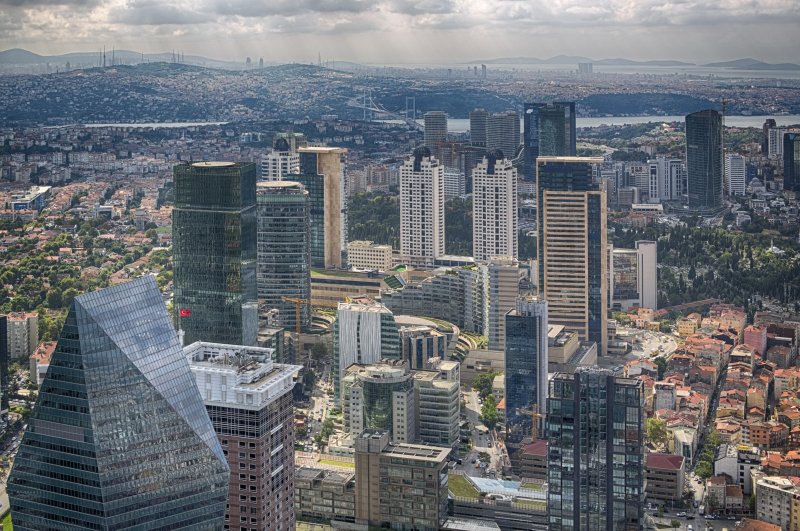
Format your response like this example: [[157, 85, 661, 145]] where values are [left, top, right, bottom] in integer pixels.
[[399, 147, 445, 267], [8, 277, 230, 530], [291, 146, 348, 269], [685, 109, 723, 209], [537, 157, 607, 354], [472, 151, 518, 262], [173, 161, 258, 346], [487, 111, 520, 160], [725, 153, 747, 197], [423, 111, 448, 149], [784, 132, 800, 193], [547, 368, 645, 530], [186, 342, 301, 531], [504, 296, 548, 440], [487, 256, 520, 351], [256, 181, 311, 332], [261, 136, 301, 181], [469, 108, 489, 147], [523, 102, 577, 181], [762, 118, 777, 155]]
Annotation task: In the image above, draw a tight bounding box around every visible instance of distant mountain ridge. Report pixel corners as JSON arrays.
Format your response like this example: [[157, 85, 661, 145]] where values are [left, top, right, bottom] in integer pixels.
[[702, 58, 800, 71], [470, 56, 800, 70], [0, 48, 256, 70]]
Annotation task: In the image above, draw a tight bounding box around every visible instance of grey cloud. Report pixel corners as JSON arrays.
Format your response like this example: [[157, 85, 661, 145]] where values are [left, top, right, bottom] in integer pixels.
[[0, 0, 96, 5], [386, 0, 456, 16], [112, 1, 213, 25], [212, 0, 372, 18]]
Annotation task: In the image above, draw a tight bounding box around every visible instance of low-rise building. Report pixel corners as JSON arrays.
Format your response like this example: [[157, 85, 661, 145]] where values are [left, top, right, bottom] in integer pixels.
[[347, 240, 394, 271], [29, 341, 56, 386], [645, 452, 685, 506], [294, 467, 356, 524], [7, 312, 38, 359], [755, 476, 798, 530]]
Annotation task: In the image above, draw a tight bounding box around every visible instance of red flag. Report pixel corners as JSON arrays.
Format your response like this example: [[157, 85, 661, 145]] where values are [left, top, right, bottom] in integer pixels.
[[179, 308, 191, 317]]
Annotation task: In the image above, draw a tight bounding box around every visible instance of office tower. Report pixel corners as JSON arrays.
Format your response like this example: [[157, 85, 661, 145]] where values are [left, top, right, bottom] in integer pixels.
[[6, 311, 37, 359], [725, 153, 747, 197], [354, 430, 450, 531], [0, 315, 6, 423], [291, 146, 347, 269], [173, 161, 258, 346], [472, 151, 518, 262], [487, 111, 521, 160], [537, 157, 607, 354], [399, 148, 445, 267], [646, 158, 684, 202], [784, 132, 800, 193], [487, 256, 520, 351], [762, 118, 777, 155], [547, 368, 645, 531], [261, 136, 300, 181], [504, 296, 548, 440], [8, 277, 230, 530], [470, 108, 488, 147], [256, 181, 311, 332], [424, 111, 448, 162], [343, 361, 416, 443], [186, 342, 301, 531], [413, 360, 461, 448], [611, 242, 658, 311], [524, 102, 577, 181], [768, 127, 787, 160], [333, 298, 401, 403], [685, 109, 723, 210], [400, 325, 446, 370]]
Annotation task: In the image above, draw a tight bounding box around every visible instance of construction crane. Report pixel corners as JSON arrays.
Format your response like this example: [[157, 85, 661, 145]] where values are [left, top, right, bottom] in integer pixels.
[[281, 296, 306, 335], [528, 404, 545, 441]]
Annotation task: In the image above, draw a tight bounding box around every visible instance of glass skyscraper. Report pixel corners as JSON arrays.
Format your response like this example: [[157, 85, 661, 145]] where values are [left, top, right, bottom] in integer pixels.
[[256, 180, 311, 332], [685, 109, 723, 209], [7, 276, 229, 530], [547, 368, 644, 531], [173, 161, 258, 346], [523, 102, 577, 181], [784, 132, 800, 193]]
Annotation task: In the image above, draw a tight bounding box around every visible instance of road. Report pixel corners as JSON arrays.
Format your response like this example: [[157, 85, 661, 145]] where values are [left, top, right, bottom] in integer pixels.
[[650, 514, 742, 530], [452, 389, 505, 477]]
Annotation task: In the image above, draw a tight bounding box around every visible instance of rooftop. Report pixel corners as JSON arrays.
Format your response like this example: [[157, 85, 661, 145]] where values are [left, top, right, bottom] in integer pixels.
[[646, 452, 684, 471]]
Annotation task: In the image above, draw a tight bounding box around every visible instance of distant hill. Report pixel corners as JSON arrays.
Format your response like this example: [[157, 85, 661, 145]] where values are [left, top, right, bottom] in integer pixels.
[[594, 58, 694, 67], [703, 58, 800, 71], [0, 48, 46, 64], [0, 48, 253, 70], [471, 55, 693, 66]]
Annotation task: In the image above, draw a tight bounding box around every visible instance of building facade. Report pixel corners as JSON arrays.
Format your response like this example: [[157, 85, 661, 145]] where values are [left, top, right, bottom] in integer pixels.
[[400, 148, 445, 266], [547, 368, 645, 530], [523, 102, 577, 181], [6, 311, 38, 359], [347, 240, 393, 271], [173, 161, 258, 346], [472, 152, 518, 262], [8, 277, 230, 530], [413, 361, 461, 448], [784, 132, 800, 194], [686, 109, 723, 210], [487, 257, 520, 351], [470, 108, 489, 147], [186, 341, 301, 531], [645, 453, 685, 506], [261, 136, 301, 181], [725, 153, 747, 197], [424, 111, 448, 161], [486, 111, 520, 160], [256, 180, 310, 332]]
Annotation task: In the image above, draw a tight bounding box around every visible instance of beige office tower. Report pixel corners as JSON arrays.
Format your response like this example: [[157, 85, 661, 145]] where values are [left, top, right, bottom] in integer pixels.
[[472, 151, 518, 262], [487, 256, 520, 351], [400, 147, 445, 267], [537, 157, 608, 355], [295, 146, 348, 269]]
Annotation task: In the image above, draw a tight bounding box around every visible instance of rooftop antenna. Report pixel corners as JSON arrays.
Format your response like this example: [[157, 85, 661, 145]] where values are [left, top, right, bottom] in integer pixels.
[[111, 46, 115, 67], [103, 46, 106, 68]]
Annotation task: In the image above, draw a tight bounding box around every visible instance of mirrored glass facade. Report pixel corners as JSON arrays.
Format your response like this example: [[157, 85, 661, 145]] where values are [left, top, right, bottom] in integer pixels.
[[686, 109, 723, 209], [7, 276, 229, 531]]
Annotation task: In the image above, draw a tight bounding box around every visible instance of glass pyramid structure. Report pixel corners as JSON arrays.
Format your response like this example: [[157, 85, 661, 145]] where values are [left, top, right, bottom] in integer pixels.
[[8, 276, 229, 530]]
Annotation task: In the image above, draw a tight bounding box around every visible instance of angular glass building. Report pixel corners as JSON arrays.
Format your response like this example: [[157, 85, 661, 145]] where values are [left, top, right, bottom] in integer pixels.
[[173, 161, 257, 346], [547, 368, 644, 531], [685, 109, 723, 210], [523, 102, 577, 181], [784, 132, 800, 194], [7, 276, 230, 530], [256, 180, 311, 332]]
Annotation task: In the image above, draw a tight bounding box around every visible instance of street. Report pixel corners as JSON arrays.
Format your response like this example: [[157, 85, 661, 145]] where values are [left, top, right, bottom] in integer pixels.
[[451, 389, 505, 477], [650, 514, 742, 530]]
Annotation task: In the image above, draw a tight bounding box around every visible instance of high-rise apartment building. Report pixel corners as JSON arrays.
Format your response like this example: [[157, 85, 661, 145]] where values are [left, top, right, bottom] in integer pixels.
[[400, 148, 445, 266], [173, 161, 258, 346], [487, 256, 520, 351], [256, 180, 310, 332], [291, 146, 348, 269], [537, 157, 607, 354], [470, 108, 489, 147], [611, 240, 658, 311], [8, 277, 230, 530], [413, 360, 461, 448], [647, 157, 685, 202], [686, 109, 723, 210], [523, 102, 577, 181], [784, 132, 800, 193], [487, 111, 520, 160], [186, 341, 301, 531], [6, 311, 38, 359], [354, 430, 450, 531], [472, 152, 518, 262], [504, 296, 548, 440], [768, 126, 787, 160], [725, 153, 747, 197], [333, 298, 401, 403], [547, 368, 645, 530], [424, 111, 448, 161], [261, 135, 302, 181], [762, 118, 777, 155]]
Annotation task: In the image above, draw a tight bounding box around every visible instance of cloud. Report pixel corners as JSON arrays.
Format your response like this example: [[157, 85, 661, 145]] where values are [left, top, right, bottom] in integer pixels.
[[211, 0, 372, 18], [112, 0, 213, 25]]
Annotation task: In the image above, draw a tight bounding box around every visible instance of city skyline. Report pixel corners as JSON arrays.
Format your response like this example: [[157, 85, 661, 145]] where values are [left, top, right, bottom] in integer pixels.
[[1, 1, 798, 65]]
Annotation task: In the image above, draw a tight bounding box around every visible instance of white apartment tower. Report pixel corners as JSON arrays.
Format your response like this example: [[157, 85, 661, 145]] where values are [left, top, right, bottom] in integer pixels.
[[725, 153, 747, 197], [261, 136, 300, 181], [400, 148, 445, 267], [472, 151, 518, 262]]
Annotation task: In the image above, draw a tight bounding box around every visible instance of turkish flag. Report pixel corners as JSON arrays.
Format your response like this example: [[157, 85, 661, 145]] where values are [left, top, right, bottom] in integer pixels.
[[179, 308, 191, 317]]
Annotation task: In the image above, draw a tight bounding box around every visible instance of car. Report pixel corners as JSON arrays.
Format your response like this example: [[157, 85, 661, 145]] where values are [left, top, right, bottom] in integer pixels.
[[676, 512, 687, 517], [704, 514, 715, 520], [686, 515, 695, 520]]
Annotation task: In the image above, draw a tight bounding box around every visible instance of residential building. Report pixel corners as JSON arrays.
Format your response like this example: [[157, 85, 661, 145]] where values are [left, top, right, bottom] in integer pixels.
[[291, 146, 348, 269], [29, 341, 55, 386], [486, 111, 520, 160], [645, 453, 685, 506], [472, 152, 518, 262], [443, 167, 466, 199], [537, 157, 608, 354], [686, 109, 723, 210], [256, 180, 311, 332], [310, 269, 390, 309], [399, 148, 445, 266], [333, 298, 401, 403], [186, 341, 301, 531], [487, 257, 520, 351], [347, 240, 393, 271], [470, 108, 489, 147], [261, 136, 301, 181], [726, 153, 747, 197], [547, 368, 644, 530], [504, 296, 548, 440], [611, 240, 657, 311], [8, 277, 230, 530], [173, 161, 258, 346], [756, 476, 796, 529], [413, 361, 461, 448], [354, 430, 449, 530], [6, 311, 38, 359], [768, 127, 787, 159]]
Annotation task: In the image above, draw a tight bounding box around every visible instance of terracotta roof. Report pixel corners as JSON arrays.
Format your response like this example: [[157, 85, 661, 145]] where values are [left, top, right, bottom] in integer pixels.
[[521, 439, 547, 457], [646, 452, 684, 471], [738, 518, 781, 531]]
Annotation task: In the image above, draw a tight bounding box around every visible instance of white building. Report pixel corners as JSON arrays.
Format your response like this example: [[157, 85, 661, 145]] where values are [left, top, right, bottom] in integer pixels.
[[7, 312, 38, 359], [472, 154, 518, 262], [768, 127, 787, 160], [443, 168, 466, 199], [637, 240, 658, 310], [261, 149, 299, 181], [347, 240, 393, 271], [611, 240, 657, 311], [399, 148, 445, 267], [725, 153, 747, 197], [756, 476, 795, 529], [647, 157, 685, 202]]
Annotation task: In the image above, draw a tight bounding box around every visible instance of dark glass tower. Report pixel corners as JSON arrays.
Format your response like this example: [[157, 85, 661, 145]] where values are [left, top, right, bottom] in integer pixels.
[[784, 132, 800, 193], [256, 180, 311, 332], [0, 315, 7, 423], [685, 109, 723, 209], [7, 276, 230, 531], [547, 368, 644, 531], [523, 102, 577, 181], [504, 297, 548, 442], [173, 161, 257, 346]]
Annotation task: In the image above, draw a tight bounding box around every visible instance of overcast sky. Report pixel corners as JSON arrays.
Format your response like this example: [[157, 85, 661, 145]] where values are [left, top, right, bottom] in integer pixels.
[[2, 0, 799, 64]]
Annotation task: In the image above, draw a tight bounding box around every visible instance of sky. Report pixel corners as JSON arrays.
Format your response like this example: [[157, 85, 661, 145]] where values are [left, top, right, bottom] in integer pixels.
[[2, 0, 800, 64]]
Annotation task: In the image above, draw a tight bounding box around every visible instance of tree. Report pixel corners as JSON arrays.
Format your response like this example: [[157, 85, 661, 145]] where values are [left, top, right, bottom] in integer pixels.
[[646, 418, 669, 449], [311, 342, 329, 364], [46, 288, 62, 309], [472, 371, 499, 400], [654, 357, 667, 380], [480, 394, 499, 430], [62, 288, 78, 308], [695, 461, 712, 479], [670, 520, 680, 529]]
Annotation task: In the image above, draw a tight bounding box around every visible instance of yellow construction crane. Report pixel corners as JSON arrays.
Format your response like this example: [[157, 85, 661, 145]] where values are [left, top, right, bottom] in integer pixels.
[[281, 296, 307, 335], [528, 404, 544, 441]]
